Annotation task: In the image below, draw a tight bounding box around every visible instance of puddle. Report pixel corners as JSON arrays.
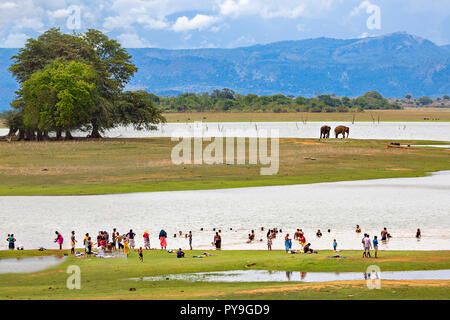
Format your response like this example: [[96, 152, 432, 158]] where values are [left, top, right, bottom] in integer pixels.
[[0, 255, 65, 274], [126, 269, 450, 283]]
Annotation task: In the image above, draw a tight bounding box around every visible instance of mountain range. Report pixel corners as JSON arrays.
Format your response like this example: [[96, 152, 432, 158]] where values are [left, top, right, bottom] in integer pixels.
[[1, 32, 449, 111]]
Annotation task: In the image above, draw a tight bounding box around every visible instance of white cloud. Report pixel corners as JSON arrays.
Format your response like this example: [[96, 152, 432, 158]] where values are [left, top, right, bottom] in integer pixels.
[[351, 1, 373, 16], [0, 33, 29, 48], [172, 14, 219, 32], [218, 0, 328, 19], [117, 33, 153, 47], [0, 2, 18, 10], [47, 8, 72, 19]]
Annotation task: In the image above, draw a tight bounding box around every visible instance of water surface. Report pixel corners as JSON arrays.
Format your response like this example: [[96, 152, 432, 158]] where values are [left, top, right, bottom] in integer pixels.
[[127, 269, 450, 283], [0, 255, 65, 274], [1, 171, 449, 251]]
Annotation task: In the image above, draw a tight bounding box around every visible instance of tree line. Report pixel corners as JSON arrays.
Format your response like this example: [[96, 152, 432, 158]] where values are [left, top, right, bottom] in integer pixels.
[[5, 28, 165, 140], [149, 89, 402, 113]]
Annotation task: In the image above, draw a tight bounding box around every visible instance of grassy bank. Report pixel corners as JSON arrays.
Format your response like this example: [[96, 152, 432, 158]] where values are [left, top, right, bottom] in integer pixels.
[[163, 108, 450, 123], [0, 138, 449, 196], [0, 249, 449, 300]]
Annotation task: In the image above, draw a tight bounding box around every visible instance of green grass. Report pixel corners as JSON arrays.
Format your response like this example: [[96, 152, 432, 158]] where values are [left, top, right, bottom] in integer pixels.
[[0, 138, 449, 195], [163, 109, 450, 123], [0, 250, 449, 300]]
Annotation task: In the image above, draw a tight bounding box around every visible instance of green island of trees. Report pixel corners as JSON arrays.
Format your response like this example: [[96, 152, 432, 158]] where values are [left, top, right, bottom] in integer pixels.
[[149, 88, 402, 113]]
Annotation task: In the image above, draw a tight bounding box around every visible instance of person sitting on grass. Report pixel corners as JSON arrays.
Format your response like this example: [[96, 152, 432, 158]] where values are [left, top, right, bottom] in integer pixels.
[[177, 248, 185, 258], [303, 243, 314, 254]]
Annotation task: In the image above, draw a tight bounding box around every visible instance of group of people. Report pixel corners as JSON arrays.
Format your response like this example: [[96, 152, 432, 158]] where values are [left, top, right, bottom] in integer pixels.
[[6, 225, 421, 256]]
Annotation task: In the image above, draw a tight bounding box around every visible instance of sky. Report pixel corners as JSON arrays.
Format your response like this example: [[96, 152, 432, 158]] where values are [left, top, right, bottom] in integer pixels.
[[0, 0, 449, 49]]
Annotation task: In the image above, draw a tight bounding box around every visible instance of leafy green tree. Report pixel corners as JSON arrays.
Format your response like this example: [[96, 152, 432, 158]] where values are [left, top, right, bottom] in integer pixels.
[[114, 91, 166, 130], [418, 96, 433, 105], [21, 60, 96, 139]]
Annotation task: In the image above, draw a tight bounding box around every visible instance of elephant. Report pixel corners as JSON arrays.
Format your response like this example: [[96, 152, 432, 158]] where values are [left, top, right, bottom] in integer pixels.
[[335, 126, 350, 139], [320, 125, 331, 139]]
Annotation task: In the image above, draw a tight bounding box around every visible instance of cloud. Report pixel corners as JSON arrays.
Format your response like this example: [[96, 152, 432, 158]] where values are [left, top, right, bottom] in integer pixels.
[[0, 33, 29, 48], [47, 8, 72, 19], [172, 14, 219, 32], [117, 33, 154, 47], [218, 0, 325, 19], [351, 1, 374, 16]]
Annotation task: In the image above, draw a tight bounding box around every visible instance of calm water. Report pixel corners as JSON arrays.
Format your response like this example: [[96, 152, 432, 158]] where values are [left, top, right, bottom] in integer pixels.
[[127, 269, 450, 283], [0, 256, 65, 274], [2, 122, 449, 141], [102, 122, 450, 141], [1, 171, 449, 251]]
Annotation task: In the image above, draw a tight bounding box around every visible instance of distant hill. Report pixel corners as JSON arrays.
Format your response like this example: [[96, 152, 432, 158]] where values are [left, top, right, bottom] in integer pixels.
[[1, 32, 449, 111]]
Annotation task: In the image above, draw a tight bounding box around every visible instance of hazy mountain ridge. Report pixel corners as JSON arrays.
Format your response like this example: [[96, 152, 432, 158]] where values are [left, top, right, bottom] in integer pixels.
[[1, 32, 449, 111]]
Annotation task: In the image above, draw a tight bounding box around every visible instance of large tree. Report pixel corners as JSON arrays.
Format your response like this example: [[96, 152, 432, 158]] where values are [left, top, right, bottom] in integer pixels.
[[21, 60, 96, 139], [8, 28, 161, 139]]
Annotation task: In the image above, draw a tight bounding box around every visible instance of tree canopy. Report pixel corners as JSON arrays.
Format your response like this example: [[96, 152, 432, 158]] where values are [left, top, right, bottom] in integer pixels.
[[7, 28, 165, 140]]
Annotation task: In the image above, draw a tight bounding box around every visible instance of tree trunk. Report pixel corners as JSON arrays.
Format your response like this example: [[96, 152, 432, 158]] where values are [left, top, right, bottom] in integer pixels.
[[65, 130, 73, 140], [43, 131, 49, 140], [37, 130, 43, 141], [89, 128, 102, 139], [18, 129, 25, 141], [56, 129, 62, 140], [7, 127, 18, 137]]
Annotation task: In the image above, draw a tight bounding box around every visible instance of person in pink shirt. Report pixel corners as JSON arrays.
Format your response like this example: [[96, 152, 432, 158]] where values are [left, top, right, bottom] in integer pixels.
[[54, 231, 64, 250]]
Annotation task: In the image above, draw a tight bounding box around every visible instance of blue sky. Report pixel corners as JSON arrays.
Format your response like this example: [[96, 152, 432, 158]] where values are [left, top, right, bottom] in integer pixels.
[[0, 0, 449, 48]]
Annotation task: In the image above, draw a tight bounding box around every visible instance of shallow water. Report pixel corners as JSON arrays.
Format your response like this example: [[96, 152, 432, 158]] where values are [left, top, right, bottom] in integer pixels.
[[127, 269, 450, 283], [0, 255, 65, 274], [1, 171, 449, 251], [2, 122, 449, 141], [98, 122, 450, 141]]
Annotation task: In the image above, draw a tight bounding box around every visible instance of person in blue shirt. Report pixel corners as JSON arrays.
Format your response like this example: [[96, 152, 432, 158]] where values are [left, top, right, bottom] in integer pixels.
[[177, 248, 185, 258], [6, 234, 16, 250], [373, 236, 379, 258], [333, 239, 338, 251]]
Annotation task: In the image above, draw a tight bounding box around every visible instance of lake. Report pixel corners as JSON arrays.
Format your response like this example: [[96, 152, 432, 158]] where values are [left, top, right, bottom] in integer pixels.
[[2, 122, 450, 141], [1, 171, 449, 251]]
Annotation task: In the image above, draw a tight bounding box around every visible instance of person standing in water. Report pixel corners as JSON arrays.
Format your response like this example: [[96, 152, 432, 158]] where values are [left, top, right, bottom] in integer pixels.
[[70, 231, 77, 254], [381, 228, 388, 241], [214, 232, 222, 250], [416, 228, 421, 239], [6, 234, 16, 250], [188, 231, 193, 250], [267, 230, 273, 251], [159, 229, 168, 250], [54, 231, 64, 250]]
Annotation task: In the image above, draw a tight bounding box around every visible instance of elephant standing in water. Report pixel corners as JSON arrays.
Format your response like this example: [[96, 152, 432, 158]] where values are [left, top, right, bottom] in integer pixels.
[[320, 125, 331, 139], [335, 126, 350, 139]]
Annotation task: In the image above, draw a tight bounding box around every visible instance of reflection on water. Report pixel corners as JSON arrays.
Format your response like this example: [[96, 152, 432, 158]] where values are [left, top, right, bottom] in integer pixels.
[[1, 171, 450, 251], [127, 269, 450, 283], [0, 255, 65, 274]]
